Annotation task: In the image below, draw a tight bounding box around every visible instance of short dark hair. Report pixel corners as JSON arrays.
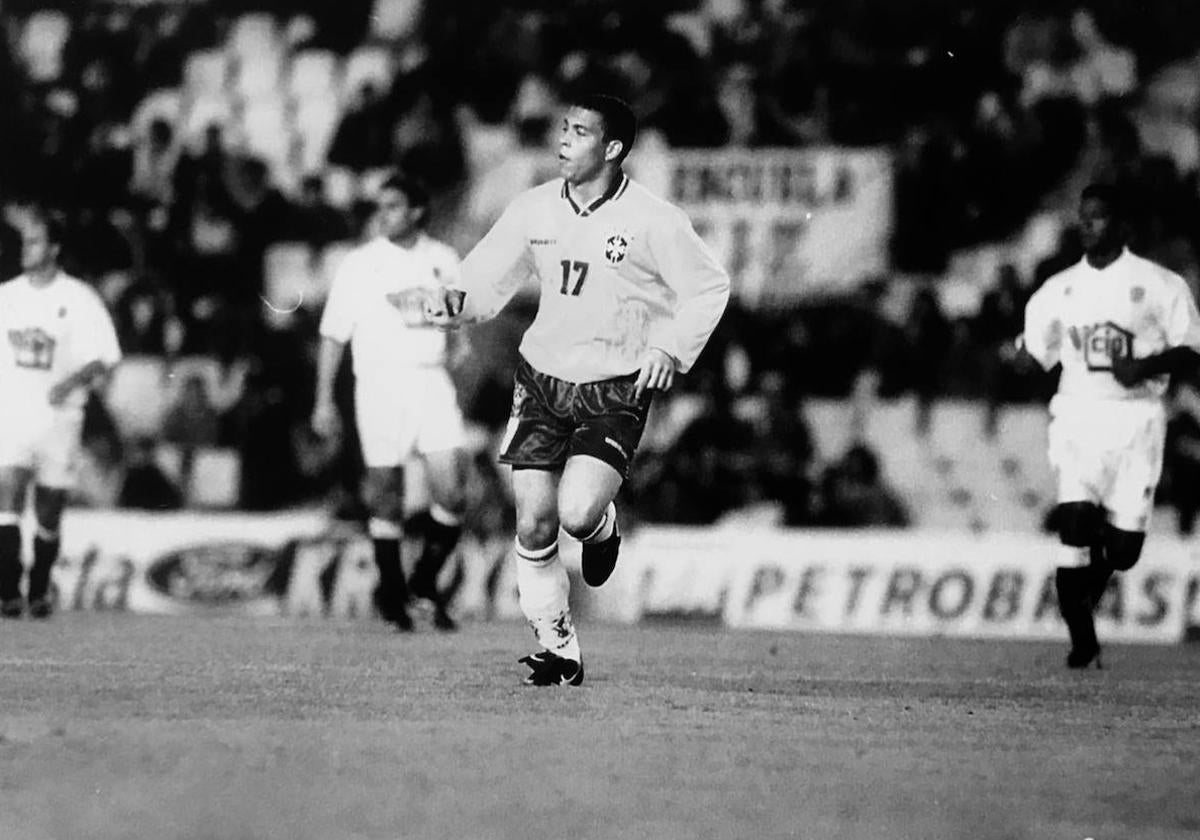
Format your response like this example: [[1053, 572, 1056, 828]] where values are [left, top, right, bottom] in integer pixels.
[[26, 205, 66, 247], [566, 93, 637, 163], [1080, 183, 1125, 218], [377, 171, 430, 225]]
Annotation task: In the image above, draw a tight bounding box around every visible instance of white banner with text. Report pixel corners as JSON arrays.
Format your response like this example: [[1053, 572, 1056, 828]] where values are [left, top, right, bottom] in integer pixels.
[[667, 147, 893, 303], [606, 528, 1198, 644]]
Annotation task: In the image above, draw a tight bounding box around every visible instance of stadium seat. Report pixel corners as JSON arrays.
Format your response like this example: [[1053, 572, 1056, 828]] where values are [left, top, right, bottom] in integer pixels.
[[184, 49, 232, 97], [289, 50, 341, 101], [20, 10, 70, 83], [340, 46, 395, 102], [264, 242, 319, 310], [227, 13, 281, 60], [185, 447, 242, 509], [369, 0, 423, 41], [323, 166, 359, 209], [105, 355, 169, 439], [293, 97, 342, 173], [232, 51, 285, 100], [130, 88, 185, 141], [237, 97, 293, 161], [180, 94, 235, 147]]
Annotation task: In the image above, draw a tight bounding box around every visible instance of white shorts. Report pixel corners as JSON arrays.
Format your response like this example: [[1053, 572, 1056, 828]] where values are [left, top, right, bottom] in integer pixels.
[[0, 405, 84, 489], [1047, 396, 1165, 532], [354, 368, 466, 469]]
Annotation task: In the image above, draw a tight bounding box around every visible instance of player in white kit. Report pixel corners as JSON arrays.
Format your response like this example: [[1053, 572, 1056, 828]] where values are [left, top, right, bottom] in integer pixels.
[[425, 94, 731, 685], [1022, 183, 1200, 668], [312, 173, 468, 632], [0, 208, 122, 618]]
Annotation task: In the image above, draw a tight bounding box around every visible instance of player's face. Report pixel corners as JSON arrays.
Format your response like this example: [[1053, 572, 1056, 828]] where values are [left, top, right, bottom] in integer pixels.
[[1078, 196, 1120, 253], [19, 220, 58, 273], [558, 107, 612, 183], [375, 187, 423, 242]]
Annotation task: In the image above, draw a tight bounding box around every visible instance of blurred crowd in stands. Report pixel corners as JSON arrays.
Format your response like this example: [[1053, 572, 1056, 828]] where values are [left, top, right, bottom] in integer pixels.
[[2, 0, 1200, 533]]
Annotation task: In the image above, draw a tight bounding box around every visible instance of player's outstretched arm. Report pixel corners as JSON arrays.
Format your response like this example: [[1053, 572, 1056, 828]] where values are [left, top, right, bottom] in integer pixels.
[[450, 196, 535, 325]]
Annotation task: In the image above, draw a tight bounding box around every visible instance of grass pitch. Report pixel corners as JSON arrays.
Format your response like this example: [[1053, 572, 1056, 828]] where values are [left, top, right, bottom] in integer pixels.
[[1, 613, 1197, 840]]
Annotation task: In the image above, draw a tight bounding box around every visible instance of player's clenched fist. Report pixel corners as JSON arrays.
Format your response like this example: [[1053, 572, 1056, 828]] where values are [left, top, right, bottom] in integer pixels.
[[634, 348, 677, 400], [422, 287, 467, 327]]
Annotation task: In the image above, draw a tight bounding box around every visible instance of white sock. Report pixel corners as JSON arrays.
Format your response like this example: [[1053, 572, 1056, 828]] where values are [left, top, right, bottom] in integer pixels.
[[581, 502, 617, 544], [515, 538, 580, 662], [1057, 545, 1090, 568]]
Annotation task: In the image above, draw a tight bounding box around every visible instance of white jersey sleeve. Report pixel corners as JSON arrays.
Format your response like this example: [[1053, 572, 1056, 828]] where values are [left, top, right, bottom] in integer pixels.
[[644, 207, 731, 373], [432, 241, 463, 290], [78, 286, 122, 368], [458, 195, 534, 322], [1022, 280, 1065, 371], [1161, 273, 1200, 352], [318, 253, 359, 344]]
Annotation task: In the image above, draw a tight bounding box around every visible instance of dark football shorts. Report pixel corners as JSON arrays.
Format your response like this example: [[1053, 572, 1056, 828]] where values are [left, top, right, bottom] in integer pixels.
[[498, 358, 653, 478]]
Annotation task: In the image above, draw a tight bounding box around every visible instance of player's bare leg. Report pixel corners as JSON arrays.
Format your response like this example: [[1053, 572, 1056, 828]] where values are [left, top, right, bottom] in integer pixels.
[[0, 468, 32, 617], [559, 455, 624, 587], [363, 466, 412, 631], [511, 467, 582, 685], [27, 485, 66, 619], [410, 448, 467, 631]]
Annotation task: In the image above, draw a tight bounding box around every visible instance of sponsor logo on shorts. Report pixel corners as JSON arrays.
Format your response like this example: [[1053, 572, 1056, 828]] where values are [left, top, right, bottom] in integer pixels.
[[529, 238, 557, 246]]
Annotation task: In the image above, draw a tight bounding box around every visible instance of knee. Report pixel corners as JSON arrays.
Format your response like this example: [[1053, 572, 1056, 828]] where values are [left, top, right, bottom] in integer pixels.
[[516, 512, 558, 551], [1055, 502, 1105, 548], [1104, 526, 1145, 571], [558, 495, 607, 541]]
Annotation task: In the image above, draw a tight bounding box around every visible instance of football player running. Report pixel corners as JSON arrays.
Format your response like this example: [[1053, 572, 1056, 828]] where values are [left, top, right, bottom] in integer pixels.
[[1022, 183, 1200, 668], [424, 94, 730, 685]]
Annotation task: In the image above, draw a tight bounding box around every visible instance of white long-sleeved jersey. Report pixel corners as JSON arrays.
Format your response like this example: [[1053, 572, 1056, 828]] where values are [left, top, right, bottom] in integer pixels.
[[0, 272, 122, 412], [457, 174, 731, 383], [1023, 249, 1200, 402], [319, 234, 462, 381]]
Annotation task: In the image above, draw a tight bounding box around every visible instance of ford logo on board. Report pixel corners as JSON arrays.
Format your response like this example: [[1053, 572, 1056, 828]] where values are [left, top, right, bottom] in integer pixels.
[[146, 543, 281, 605]]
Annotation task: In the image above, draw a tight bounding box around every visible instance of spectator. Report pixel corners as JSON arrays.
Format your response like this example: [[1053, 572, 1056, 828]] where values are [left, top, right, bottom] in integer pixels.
[[1162, 379, 1200, 535], [118, 437, 184, 511], [974, 264, 1029, 435], [130, 117, 179, 208], [813, 443, 910, 528], [282, 174, 353, 248], [328, 82, 394, 173], [905, 286, 953, 436]]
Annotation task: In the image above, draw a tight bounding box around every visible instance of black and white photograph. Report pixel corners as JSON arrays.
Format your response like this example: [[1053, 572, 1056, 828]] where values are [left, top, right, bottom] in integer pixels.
[[1, 1, 1198, 838]]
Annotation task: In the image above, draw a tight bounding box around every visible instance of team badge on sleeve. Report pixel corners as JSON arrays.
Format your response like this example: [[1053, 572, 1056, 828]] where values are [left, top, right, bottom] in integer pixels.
[[604, 233, 630, 266]]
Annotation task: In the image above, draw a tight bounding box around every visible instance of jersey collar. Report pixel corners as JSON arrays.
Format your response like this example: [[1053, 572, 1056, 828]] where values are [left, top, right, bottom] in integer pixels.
[[561, 171, 630, 218], [1080, 246, 1132, 273]]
